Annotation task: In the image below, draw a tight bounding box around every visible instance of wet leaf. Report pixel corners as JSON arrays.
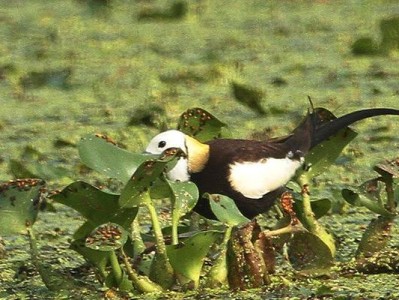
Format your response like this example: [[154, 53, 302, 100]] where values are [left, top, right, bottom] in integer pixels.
[[231, 81, 266, 115], [119, 148, 183, 208], [52, 181, 137, 230], [206, 193, 250, 227], [287, 231, 334, 271], [355, 216, 395, 258], [78, 134, 155, 184], [0, 179, 44, 235], [177, 107, 226, 142], [166, 231, 221, 288], [85, 223, 128, 251]]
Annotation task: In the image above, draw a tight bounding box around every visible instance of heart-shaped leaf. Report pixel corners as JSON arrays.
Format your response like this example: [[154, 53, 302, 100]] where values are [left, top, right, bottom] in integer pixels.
[[177, 107, 227, 142], [0, 179, 45, 235], [287, 231, 334, 271], [119, 148, 184, 208], [85, 223, 128, 251], [166, 231, 221, 288], [78, 134, 155, 183], [166, 179, 199, 244], [206, 193, 250, 227], [51, 181, 138, 230]]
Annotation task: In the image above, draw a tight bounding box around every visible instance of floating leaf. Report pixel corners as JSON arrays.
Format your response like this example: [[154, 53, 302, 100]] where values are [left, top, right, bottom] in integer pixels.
[[20, 68, 72, 89], [127, 105, 167, 129], [287, 231, 334, 271], [166, 231, 221, 288], [0, 179, 44, 235], [351, 37, 380, 56], [206, 193, 250, 227], [356, 216, 396, 258], [177, 107, 226, 142], [119, 148, 183, 208], [380, 16, 399, 53], [138, 1, 187, 21], [78, 134, 155, 183], [374, 157, 399, 178], [52, 181, 138, 230], [85, 223, 128, 251], [231, 81, 266, 115]]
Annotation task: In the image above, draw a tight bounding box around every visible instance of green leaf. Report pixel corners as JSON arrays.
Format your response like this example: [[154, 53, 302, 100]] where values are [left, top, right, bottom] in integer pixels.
[[287, 231, 334, 271], [85, 223, 128, 251], [294, 197, 332, 219], [52, 181, 138, 229], [341, 187, 394, 217], [206, 193, 250, 227], [0, 179, 44, 235], [299, 126, 357, 179], [78, 134, 154, 183], [166, 231, 221, 288], [119, 148, 184, 208], [356, 216, 396, 258], [177, 107, 227, 142], [167, 179, 199, 244]]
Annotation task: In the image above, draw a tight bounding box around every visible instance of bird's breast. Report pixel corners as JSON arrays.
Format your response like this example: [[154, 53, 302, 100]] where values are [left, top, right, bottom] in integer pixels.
[[228, 157, 303, 199]]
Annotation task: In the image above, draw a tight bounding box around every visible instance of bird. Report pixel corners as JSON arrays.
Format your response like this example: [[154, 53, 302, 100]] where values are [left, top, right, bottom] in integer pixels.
[[145, 106, 399, 219]]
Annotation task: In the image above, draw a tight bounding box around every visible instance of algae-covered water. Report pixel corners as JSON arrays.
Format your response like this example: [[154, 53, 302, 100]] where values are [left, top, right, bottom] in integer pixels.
[[1, 1, 399, 299]]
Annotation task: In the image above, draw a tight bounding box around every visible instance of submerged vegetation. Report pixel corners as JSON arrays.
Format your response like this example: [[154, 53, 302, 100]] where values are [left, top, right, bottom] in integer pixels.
[[1, 0, 399, 299]]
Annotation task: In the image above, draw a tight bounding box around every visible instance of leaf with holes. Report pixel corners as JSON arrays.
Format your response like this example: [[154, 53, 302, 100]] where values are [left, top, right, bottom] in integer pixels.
[[0, 179, 45, 235], [177, 107, 227, 142], [206, 193, 250, 227], [51, 181, 138, 231], [78, 134, 155, 184], [85, 223, 128, 251], [119, 148, 184, 208], [166, 231, 221, 288]]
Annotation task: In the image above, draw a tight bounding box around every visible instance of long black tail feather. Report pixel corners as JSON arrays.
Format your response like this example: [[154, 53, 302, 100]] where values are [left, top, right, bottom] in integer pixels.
[[311, 108, 399, 148]]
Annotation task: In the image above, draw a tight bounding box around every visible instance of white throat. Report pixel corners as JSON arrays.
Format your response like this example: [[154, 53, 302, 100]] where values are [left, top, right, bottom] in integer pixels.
[[167, 157, 190, 182]]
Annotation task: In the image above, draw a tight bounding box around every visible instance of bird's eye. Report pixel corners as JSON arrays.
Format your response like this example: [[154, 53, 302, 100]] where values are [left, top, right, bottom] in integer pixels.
[[158, 141, 167, 148]]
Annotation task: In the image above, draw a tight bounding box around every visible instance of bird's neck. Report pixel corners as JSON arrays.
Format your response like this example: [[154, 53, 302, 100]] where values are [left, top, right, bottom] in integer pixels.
[[185, 135, 210, 173]]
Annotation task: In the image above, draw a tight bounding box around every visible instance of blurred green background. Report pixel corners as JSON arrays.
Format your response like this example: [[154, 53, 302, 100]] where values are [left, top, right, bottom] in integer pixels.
[[1, 0, 399, 298]]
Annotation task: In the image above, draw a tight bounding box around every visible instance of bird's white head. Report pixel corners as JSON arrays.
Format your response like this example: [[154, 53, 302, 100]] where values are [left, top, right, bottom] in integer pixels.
[[145, 130, 190, 182], [145, 129, 210, 182]]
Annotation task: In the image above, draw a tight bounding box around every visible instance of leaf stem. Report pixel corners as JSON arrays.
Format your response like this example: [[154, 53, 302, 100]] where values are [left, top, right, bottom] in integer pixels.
[[109, 251, 123, 285]]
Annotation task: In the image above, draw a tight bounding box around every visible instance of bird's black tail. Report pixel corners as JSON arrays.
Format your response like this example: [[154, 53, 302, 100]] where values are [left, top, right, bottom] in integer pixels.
[[310, 108, 399, 148]]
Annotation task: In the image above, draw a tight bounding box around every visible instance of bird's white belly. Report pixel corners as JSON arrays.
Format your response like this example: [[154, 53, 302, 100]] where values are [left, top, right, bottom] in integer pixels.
[[228, 158, 302, 199]]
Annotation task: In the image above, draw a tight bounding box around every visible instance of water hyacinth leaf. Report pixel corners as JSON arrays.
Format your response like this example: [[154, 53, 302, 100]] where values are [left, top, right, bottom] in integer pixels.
[[300, 126, 357, 179], [0, 179, 44, 235], [177, 107, 226, 142], [380, 16, 399, 53], [78, 134, 154, 183], [374, 157, 399, 178], [119, 148, 183, 208], [206, 193, 250, 227], [295, 107, 358, 179], [287, 231, 334, 271], [166, 231, 221, 288], [294, 198, 332, 220], [167, 179, 199, 242], [85, 223, 128, 251], [52, 181, 138, 229], [70, 239, 111, 276], [356, 216, 396, 258], [341, 188, 394, 217]]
